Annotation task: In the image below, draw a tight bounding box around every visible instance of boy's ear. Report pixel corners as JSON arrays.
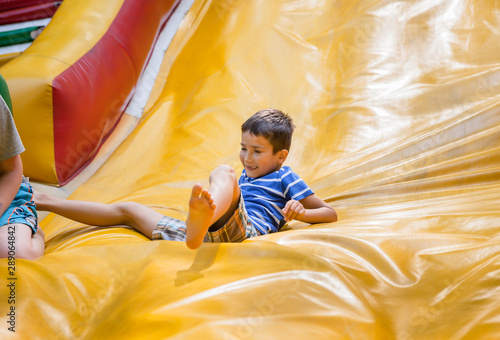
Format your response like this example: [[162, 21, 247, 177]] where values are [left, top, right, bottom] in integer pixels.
[[277, 149, 288, 164]]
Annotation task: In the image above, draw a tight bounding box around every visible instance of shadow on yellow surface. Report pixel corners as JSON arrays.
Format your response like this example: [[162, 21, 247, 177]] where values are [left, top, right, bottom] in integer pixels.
[[2, 0, 500, 338]]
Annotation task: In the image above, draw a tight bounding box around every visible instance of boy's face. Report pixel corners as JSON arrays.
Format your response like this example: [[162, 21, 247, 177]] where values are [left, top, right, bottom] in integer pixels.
[[240, 131, 288, 178]]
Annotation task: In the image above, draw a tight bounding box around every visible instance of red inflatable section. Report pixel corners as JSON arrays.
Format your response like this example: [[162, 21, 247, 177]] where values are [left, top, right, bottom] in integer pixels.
[[0, 0, 56, 11], [52, 0, 179, 184], [0, 1, 61, 24]]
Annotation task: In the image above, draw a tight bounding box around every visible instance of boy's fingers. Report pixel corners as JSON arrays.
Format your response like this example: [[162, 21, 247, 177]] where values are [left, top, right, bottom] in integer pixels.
[[282, 207, 289, 220], [298, 207, 305, 219], [282, 200, 293, 214], [283, 200, 300, 221], [284, 200, 306, 221], [289, 202, 305, 221]]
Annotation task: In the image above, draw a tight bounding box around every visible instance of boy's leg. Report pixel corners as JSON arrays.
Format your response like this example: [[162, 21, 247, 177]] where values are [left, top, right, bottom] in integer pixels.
[[186, 165, 240, 249], [35, 192, 164, 239], [0, 224, 44, 260]]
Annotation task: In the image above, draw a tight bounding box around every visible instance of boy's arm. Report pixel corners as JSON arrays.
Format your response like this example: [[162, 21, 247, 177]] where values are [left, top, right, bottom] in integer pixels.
[[282, 194, 337, 224], [0, 155, 23, 217]]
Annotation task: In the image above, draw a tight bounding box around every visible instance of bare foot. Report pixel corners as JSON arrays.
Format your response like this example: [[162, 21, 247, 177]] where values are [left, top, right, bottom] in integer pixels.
[[185, 184, 216, 249]]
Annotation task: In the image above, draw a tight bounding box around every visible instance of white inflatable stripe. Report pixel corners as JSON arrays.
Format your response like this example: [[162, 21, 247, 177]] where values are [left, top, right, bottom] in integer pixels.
[[125, 0, 196, 118]]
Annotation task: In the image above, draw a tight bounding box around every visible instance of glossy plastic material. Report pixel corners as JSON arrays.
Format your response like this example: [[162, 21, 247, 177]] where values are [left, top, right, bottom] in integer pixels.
[[0, 0, 179, 185], [0, 0, 57, 12], [2, 0, 500, 339], [0, 1, 60, 25], [0, 26, 40, 47], [0, 52, 17, 67]]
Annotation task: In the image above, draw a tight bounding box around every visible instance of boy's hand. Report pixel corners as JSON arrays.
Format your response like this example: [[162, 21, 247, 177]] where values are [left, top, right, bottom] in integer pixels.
[[282, 199, 305, 222]]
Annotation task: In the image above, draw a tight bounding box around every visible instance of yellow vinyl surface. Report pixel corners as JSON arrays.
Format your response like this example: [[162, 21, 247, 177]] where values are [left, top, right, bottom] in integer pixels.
[[0, 0, 125, 184], [2, 0, 500, 339]]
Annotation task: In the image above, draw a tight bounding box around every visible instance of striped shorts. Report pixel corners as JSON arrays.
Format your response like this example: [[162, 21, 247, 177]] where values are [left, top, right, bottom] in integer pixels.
[[152, 195, 259, 243]]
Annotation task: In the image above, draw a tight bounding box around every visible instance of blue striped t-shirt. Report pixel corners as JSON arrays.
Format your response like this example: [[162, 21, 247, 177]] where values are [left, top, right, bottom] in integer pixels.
[[238, 166, 314, 235]]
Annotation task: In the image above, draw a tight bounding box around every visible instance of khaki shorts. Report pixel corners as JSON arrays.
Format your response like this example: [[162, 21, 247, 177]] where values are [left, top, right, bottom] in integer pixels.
[[152, 195, 259, 243]]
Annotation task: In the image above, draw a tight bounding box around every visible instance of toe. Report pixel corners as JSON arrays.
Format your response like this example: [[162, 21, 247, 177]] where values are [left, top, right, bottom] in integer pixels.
[[201, 189, 212, 199], [191, 184, 203, 197]]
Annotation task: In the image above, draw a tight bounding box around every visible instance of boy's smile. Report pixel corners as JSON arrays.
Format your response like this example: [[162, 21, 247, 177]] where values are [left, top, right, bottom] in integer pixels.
[[240, 132, 288, 178]]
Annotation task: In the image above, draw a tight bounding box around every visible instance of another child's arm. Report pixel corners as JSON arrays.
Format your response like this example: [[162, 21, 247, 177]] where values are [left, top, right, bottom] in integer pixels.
[[282, 194, 337, 224], [0, 155, 23, 217]]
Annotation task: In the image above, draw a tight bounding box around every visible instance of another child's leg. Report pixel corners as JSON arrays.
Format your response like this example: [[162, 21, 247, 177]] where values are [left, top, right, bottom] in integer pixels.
[[186, 165, 240, 249], [0, 224, 44, 260], [35, 192, 164, 239]]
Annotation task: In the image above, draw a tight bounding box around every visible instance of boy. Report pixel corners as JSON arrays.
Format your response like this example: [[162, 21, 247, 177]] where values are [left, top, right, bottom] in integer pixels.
[[0, 95, 44, 260], [35, 109, 337, 250]]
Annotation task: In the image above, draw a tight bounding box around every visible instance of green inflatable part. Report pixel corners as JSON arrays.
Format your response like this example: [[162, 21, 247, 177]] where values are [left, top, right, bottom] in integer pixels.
[[0, 74, 13, 114], [0, 26, 41, 47]]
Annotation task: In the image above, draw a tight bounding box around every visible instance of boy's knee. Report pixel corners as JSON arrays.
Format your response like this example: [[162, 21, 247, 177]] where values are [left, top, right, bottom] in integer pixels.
[[0, 225, 37, 260], [115, 201, 147, 226], [0, 236, 43, 260], [13, 246, 43, 260], [0, 234, 9, 259], [211, 164, 237, 181], [116, 202, 142, 217]]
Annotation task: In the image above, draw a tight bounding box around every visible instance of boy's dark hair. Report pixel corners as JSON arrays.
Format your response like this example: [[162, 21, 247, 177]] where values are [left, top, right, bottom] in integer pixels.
[[241, 108, 295, 153]]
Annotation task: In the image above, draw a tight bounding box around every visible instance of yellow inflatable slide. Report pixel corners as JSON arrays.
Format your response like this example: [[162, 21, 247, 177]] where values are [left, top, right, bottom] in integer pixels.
[[1, 0, 500, 339]]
